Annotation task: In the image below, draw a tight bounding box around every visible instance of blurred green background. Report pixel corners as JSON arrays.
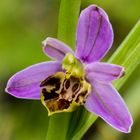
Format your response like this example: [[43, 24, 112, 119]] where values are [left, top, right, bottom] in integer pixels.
[[0, 0, 140, 140]]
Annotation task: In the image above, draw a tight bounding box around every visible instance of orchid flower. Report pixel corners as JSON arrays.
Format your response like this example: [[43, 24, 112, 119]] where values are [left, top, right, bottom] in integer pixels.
[[5, 5, 133, 133]]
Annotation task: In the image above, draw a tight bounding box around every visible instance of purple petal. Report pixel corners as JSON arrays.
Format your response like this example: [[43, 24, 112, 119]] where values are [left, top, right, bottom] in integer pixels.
[[75, 5, 113, 63], [5, 61, 62, 100], [85, 62, 125, 82], [85, 79, 133, 133], [42, 37, 74, 61]]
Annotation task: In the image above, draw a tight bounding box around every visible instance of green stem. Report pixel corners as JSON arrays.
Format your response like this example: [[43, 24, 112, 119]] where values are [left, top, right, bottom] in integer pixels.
[[72, 20, 140, 140], [46, 1, 81, 140], [57, 0, 81, 48]]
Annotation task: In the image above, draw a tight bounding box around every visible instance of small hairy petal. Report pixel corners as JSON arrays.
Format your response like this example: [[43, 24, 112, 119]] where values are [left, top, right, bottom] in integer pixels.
[[85, 79, 133, 133], [42, 37, 74, 61], [85, 62, 125, 82], [5, 61, 62, 100], [75, 5, 113, 63]]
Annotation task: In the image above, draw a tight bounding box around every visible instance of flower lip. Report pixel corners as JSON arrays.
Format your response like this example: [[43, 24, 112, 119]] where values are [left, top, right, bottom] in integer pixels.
[[40, 71, 91, 115]]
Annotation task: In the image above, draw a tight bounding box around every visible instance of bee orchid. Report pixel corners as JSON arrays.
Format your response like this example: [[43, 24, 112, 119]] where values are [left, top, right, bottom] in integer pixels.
[[5, 5, 133, 133]]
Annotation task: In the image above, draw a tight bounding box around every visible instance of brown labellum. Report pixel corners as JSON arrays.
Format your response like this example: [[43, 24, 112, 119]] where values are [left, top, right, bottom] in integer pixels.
[[40, 72, 90, 115]]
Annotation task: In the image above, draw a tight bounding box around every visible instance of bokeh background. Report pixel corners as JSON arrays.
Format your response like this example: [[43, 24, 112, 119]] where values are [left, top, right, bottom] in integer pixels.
[[0, 0, 140, 140]]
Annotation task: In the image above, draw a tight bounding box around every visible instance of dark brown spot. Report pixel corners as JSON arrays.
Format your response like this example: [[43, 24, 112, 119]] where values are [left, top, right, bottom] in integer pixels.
[[58, 99, 70, 110], [60, 89, 66, 95], [55, 82, 61, 91], [42, 88, 47, 94], [70, 76, 80, 82], [65, 79, 70, 89], [80, 90, 88, 96], [42, 88, 59, 101], [72, 83, 80, 92], [72, 95, 75, 98], [75, 96, 79, 103], [75, 90, 88, 103], [40, 77, 60, 87], [46, 99, 70, 112]]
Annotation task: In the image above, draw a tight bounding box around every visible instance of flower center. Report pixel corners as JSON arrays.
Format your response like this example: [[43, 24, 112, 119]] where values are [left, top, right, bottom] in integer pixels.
[[40, 72, 90, 115], [40, 53, 91, 115]]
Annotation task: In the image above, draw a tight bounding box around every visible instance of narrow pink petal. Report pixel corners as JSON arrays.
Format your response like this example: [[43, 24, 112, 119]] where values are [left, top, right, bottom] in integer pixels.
[[5, 61, 62, 100], [85, 79, 133, 133], [75, 5, 113, 63], [85, 62, 125, 82], [42, 37, 74, 61]]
